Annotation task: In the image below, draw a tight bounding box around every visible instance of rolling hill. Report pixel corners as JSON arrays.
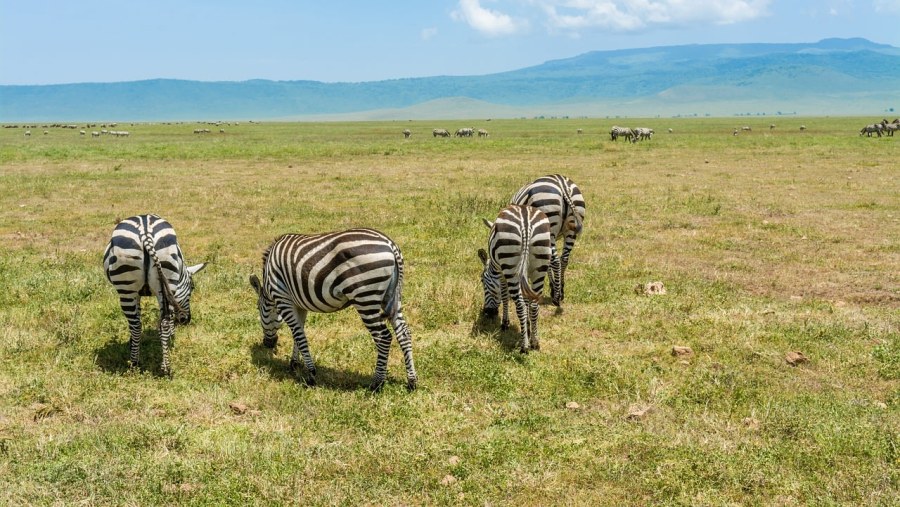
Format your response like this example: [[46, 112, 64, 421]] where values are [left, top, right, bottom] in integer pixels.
[[2, 38, 898, 121]]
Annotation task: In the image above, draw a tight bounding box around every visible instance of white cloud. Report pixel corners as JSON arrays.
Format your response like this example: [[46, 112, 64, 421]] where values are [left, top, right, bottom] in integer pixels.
[[452, 0, 528, 36], [421, 27, 438, 40], [873, 0, 900, 14], [538, 0, 772, 33]]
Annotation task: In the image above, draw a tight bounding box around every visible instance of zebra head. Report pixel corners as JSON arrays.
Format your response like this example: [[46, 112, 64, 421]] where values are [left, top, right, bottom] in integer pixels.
[[173, 263, 207, 325], [249, 273, 281, 348], [477, 248, 501, 317]]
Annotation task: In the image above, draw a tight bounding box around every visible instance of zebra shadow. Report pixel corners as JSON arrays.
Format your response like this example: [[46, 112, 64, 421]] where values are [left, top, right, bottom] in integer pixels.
[[249, 343, 374, 391], [94, 329, 172, 377]]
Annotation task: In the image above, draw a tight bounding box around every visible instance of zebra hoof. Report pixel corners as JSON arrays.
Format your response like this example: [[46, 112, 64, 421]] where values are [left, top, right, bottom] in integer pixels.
[[530, 343, 541, 351], [500, 321, 510, 331], [369, 379, 386, 392], [406, 377, 418, 392], [482, 307, 498, 318], [262, 337, 278, 349], [519, 346, 530, 354], [302, 374, 317, 387]]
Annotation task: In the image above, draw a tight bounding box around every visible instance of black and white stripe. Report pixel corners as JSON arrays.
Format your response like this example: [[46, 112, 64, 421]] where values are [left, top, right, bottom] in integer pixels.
[[478, 205, 552, 353], [102, 214, 206, 375], [610, 126, 635, 142], [510, 174, 585, 307], [249, 228, 417, 391]]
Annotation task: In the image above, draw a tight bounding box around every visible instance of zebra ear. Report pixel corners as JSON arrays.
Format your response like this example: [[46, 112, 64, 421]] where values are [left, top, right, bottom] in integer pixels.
[[481, 218, 493, 229], [249, 274, 262, 295], [477, 248, 488, 265], [187, 263, 207, 275]]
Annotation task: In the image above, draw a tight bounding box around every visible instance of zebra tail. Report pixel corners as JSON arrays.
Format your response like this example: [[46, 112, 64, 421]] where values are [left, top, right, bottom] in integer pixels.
[[380, 247, 403, 320], [518, 219, 541, 304], [141, 232, 185, 320], [560, 181, 583, 234]]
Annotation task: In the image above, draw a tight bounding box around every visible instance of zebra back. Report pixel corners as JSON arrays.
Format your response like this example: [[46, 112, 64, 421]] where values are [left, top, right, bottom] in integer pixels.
[[140, 227, 185, 320], [259, 229, 404, 317], [510, 174, 585, 240], [485, 205, 552, 302], [103, 214, 204, 319]]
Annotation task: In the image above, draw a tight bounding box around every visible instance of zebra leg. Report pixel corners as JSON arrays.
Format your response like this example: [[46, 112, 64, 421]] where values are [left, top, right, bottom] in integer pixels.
[[390, 312, 418, 391], [119, 294, 143, 369], [528, 300, 540, 351], [500, 279, 511, 331], [558, 240, 575, 304], [280, 305, 315, 385], [158, 306, 175, 376], [362, 316, 394, 392], [509, 286, 531, 353], [549, 244, 562, 306]]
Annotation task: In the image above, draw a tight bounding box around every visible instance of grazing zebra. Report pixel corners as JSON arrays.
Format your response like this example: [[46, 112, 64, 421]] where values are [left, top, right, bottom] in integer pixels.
[[102, 214, 207, 375], [432, 128, 451, 138], [402, 129, 411, 138], [510, 174, 585, 307], [478, 205, 552, 353], [610, 126, 635, 142], [860, 124, 883, 137], [249, 229, 418, 391], [634, 127, 654, 141]]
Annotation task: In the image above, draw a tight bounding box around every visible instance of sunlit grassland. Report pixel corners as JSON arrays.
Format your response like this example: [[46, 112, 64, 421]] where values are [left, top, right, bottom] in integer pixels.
[[0, 117, 897, 505]]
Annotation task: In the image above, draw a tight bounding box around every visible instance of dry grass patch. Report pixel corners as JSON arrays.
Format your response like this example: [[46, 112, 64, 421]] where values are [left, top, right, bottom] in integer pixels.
[[0, 117, 897, 505]]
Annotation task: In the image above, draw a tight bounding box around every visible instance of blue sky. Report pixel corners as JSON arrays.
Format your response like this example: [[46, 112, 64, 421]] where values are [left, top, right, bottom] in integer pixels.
[[2, 1, 899, 85]]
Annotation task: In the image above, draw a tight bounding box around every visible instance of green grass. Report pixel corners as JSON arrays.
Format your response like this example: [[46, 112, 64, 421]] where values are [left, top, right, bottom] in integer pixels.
[[0, 117, 897, 505]]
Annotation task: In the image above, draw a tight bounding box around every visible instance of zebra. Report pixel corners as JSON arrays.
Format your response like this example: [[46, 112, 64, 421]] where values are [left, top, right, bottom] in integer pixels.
[[510, 174, 585, 307], [477, 204, 552, 353], [880, 119, 898, 137], [634, 127, 654, 141], [402, 129, 411, 138], [102, 214, 207, 375], [432, 128, 451, 138], [249, 228, 418, 391], [860, 124, 883, 137], [610, 126, 635, 142]]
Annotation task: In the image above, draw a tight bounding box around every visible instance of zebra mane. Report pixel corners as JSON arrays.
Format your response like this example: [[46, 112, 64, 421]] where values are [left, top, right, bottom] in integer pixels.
[[141, 231, 186, 320]]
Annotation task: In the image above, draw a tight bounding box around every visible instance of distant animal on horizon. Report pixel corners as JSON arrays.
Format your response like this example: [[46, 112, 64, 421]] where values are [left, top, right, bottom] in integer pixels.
[[860, 124, 883, 137], [610, 126, 635, 142], [634, 127, 654, 141]]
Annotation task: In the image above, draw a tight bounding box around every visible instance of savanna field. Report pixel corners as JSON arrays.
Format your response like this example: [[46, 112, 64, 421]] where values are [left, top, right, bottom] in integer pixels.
[[0, 117, 897, 505]]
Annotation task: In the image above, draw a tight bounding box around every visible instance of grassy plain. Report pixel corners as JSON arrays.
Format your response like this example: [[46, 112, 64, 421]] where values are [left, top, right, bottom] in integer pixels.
[[0, 117, 897, 505]]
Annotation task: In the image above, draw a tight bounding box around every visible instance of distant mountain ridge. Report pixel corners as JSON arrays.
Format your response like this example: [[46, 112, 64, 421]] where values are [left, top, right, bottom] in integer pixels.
[[2, 38, 898, 121]]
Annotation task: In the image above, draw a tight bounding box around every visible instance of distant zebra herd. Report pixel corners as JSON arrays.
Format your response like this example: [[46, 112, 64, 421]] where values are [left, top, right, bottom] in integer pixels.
[[609, 126, 654, 142], [103, 174, 585, 391], [422, 128, 489, 138], [860, 118, 899, 137]]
